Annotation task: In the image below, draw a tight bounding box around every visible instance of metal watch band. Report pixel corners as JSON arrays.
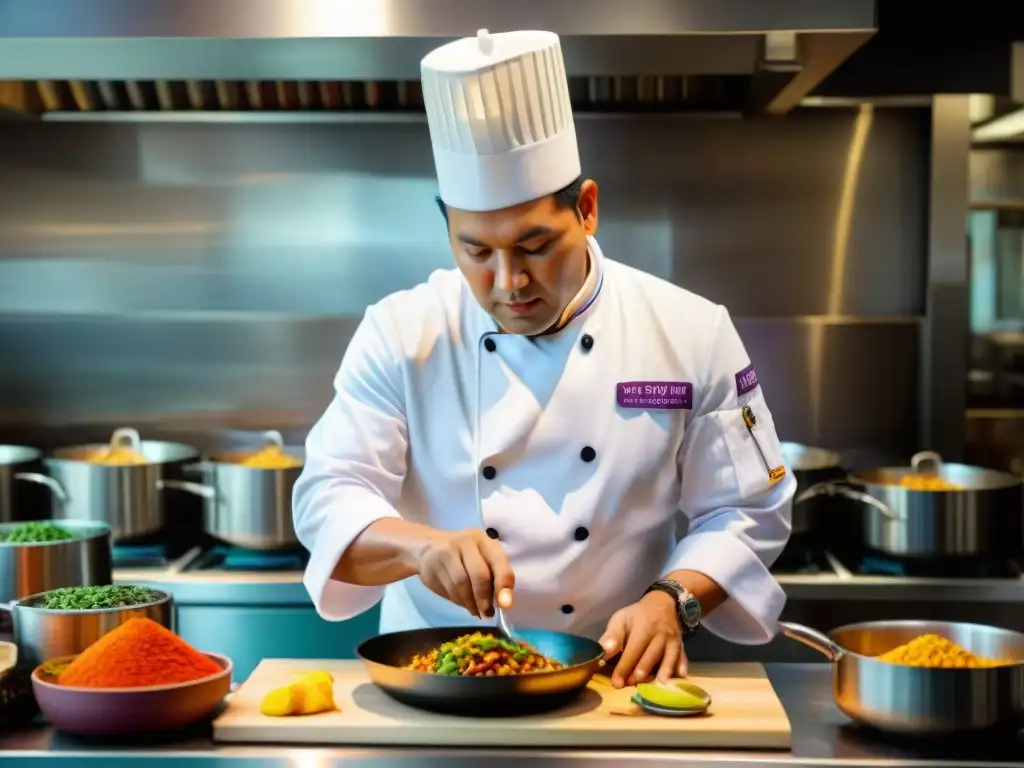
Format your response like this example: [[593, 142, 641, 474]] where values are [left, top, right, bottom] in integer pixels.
[[643, 579, 701, 638]]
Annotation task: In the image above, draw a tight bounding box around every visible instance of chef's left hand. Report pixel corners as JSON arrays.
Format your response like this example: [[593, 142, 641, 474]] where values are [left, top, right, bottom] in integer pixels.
[[599, 591, 688, 688]]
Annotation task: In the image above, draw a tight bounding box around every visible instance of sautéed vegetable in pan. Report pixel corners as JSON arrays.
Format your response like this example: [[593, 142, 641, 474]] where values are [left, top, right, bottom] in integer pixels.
[[358, 625, 605, 716]]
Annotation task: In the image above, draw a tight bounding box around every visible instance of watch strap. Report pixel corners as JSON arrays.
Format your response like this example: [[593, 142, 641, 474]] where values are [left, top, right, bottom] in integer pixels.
[[644, 579, 701, 638]]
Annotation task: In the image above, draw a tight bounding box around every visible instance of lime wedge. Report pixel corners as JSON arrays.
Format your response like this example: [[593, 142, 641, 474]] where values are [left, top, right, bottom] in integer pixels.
[[635, 681, 710, 711]]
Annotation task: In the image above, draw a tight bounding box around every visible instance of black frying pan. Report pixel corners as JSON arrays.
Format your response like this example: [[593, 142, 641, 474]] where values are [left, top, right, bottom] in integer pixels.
[[357, 625, 606, 716]]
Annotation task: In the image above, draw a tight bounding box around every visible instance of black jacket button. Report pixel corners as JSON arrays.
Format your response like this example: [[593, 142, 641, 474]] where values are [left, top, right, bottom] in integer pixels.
[[482, 465, 497, 480], [561, 604, 574, 614], [580, 446, 596, 463], [484, 337, 497, 353], [486, 528, 500, 540], [574, 527, 589, 542], [580, 334, 594, 351]]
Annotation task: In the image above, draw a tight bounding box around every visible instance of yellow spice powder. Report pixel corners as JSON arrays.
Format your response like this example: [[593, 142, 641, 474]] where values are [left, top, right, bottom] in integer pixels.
[[876, 634, 1009, 668]]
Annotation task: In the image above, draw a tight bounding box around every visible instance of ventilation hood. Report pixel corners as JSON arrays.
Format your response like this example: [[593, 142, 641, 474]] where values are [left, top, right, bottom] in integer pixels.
[[971, 42, 1024, 143], [0, 0, 876, 120]]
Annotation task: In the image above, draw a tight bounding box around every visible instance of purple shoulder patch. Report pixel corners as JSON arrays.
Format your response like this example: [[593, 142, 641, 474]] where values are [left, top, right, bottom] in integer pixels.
[[735, 363, 759, 397], [616, 381, 692, 410]]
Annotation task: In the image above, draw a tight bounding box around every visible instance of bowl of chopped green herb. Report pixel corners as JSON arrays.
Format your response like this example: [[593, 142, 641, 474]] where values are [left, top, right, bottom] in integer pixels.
[[6, 584, 172, 669], [0, 519, 113, 606]]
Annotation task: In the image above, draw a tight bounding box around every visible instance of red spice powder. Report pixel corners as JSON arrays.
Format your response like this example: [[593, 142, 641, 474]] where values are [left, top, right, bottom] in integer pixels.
[[58, 617, 222, 688]]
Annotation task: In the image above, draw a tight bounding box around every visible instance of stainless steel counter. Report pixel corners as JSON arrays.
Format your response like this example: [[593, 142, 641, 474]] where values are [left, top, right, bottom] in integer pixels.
[[107, 565, 1024, 679], [113, 567, 1024, 607], [2, 665, 1022, 767]]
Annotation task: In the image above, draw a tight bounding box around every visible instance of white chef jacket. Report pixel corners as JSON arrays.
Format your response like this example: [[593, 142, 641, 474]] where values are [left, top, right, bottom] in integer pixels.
[[293, 237, 795, 645]]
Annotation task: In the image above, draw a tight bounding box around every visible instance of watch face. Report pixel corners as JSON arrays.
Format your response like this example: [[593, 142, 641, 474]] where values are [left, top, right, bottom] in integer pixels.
[[681, 596, 701, 626]]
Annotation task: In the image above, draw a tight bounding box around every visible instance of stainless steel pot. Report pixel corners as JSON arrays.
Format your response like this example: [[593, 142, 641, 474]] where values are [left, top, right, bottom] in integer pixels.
[[157, 430, 303, 550], [0, 519, 112, 605], [4, 587, 173, 669], [16, 428, 200, 542], [0, 445, 54, 523], [795, 451, 1024, 558], [780, 442, 845, 537], [780, 620, 1024, 734]]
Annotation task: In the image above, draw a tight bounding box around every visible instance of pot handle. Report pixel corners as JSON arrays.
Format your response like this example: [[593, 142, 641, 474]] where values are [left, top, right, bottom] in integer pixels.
[[911, 451, 943, 473], [794, 481, 901, 520], [777, 621, 844, 662], [157, 479, 216, 500], [12, 472, 69, 506], [109, 427, 142, 452]]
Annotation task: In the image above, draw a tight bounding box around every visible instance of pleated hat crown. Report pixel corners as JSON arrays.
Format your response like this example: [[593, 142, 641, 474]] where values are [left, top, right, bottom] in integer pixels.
[[420, 29, 581, 212]]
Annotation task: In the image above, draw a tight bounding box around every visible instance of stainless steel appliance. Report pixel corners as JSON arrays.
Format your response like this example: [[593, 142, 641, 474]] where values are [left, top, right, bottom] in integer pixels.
[[0, 0, 876, 117], [17, 428, 200, 542], [0, 445, 50, 523], [780, 619, 1024, 734], [0, 519, 112, 604], [781, 442, 845, 538], [157, 431, 303, 550], [794, 451, 1024, 559], [6, 587, 173, 669]]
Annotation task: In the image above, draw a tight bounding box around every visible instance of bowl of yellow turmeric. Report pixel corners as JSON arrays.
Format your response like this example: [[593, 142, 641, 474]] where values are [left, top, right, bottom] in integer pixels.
[[31, 616, 232, 736], [780, 619, 1024, 735]]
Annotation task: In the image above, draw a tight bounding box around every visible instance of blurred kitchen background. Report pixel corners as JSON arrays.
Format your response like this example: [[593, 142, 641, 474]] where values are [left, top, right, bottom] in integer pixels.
[[0, 0, 1023, 677]]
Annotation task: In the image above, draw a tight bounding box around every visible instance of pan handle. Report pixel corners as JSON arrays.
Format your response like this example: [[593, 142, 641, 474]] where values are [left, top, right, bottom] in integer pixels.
[[157, 479, 216, 500], [777, 622, 844, 662], [794, 481, 901, 520]]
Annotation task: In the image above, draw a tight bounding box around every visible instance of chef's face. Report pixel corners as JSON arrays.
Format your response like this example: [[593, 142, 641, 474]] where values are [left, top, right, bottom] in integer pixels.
[[446, 179, 599, 335]]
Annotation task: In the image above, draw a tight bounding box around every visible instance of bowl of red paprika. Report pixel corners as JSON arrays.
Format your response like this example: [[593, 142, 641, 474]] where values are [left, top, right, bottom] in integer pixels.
[[31, 616, 232, 736]]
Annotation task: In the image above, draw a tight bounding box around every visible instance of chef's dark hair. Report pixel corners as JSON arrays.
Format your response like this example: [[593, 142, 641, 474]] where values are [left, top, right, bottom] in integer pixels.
[[435, 175, 585, 225]]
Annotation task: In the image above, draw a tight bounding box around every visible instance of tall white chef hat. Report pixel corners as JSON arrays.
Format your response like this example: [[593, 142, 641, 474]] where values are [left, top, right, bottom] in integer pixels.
[[420, 29, 581, 213]]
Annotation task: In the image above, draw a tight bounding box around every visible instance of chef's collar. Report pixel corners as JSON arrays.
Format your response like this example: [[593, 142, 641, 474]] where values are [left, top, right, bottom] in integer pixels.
[[537, 239, 602, 336]]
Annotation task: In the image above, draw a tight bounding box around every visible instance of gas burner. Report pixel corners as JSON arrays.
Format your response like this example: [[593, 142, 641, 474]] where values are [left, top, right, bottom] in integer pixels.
[[111, 544, 172, 569], [771, 540, 831, 574], [855, 554, 1022, 579], [187, 545, 309, 572]]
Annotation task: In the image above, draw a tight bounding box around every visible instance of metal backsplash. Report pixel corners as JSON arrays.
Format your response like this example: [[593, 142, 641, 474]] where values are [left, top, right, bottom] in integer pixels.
[[0, 107, 929, 463]]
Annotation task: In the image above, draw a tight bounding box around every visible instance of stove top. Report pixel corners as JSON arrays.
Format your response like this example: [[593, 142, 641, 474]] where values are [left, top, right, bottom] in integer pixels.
[[771, 541, 833, 574], [853, 553, 1022, 579], [771, 542, 1024, 580], [112, 543, 173, 570], [185, 545, 309, 572]]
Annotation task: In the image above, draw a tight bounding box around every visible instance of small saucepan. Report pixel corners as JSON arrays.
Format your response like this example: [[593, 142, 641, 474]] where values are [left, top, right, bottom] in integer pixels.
[[14, 428, 201, 542], [793, 451, 1024, 559], [780, 442, 845, 538], [157, 430, 304, 550], [780, 620, 1024, 735]]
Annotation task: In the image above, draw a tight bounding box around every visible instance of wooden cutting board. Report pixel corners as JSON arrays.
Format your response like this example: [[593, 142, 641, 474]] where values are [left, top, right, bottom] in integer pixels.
[[213, 660, 791, 749]]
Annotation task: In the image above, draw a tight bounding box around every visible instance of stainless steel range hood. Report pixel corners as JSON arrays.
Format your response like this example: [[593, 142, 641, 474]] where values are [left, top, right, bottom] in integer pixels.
[[0, 0, 876, 120]]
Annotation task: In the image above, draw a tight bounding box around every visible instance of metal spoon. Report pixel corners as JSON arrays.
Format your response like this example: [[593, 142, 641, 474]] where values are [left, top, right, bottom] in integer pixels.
[[497, 606, 522, 643]]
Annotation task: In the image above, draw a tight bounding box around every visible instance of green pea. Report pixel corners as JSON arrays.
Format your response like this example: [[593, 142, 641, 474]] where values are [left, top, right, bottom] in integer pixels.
[[438, 661, 459, 676]]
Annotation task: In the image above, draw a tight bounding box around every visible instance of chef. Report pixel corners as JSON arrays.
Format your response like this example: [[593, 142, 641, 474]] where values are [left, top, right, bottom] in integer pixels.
[[293, 29, 795, 689]]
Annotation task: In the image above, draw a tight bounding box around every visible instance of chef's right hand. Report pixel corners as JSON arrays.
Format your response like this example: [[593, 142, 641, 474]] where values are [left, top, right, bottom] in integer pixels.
[[416, 528, 515, 619]]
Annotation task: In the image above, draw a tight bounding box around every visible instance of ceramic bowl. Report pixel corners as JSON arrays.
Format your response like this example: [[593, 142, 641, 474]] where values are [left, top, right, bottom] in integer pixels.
[[31, 651, 232, 735]]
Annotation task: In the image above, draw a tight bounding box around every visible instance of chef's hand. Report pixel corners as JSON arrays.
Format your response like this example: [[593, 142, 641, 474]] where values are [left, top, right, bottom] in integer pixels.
[[599, 591, 687, 688], [416, 528, 515, 619]]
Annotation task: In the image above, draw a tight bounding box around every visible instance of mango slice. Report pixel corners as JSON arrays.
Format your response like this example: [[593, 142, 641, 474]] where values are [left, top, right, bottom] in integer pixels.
[[635, 681, 710, 711], [260, 671, 338, 717]]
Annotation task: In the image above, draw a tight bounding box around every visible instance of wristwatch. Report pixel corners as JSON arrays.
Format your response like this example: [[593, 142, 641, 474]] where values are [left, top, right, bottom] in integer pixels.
[[644, 579, 702, 638]]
